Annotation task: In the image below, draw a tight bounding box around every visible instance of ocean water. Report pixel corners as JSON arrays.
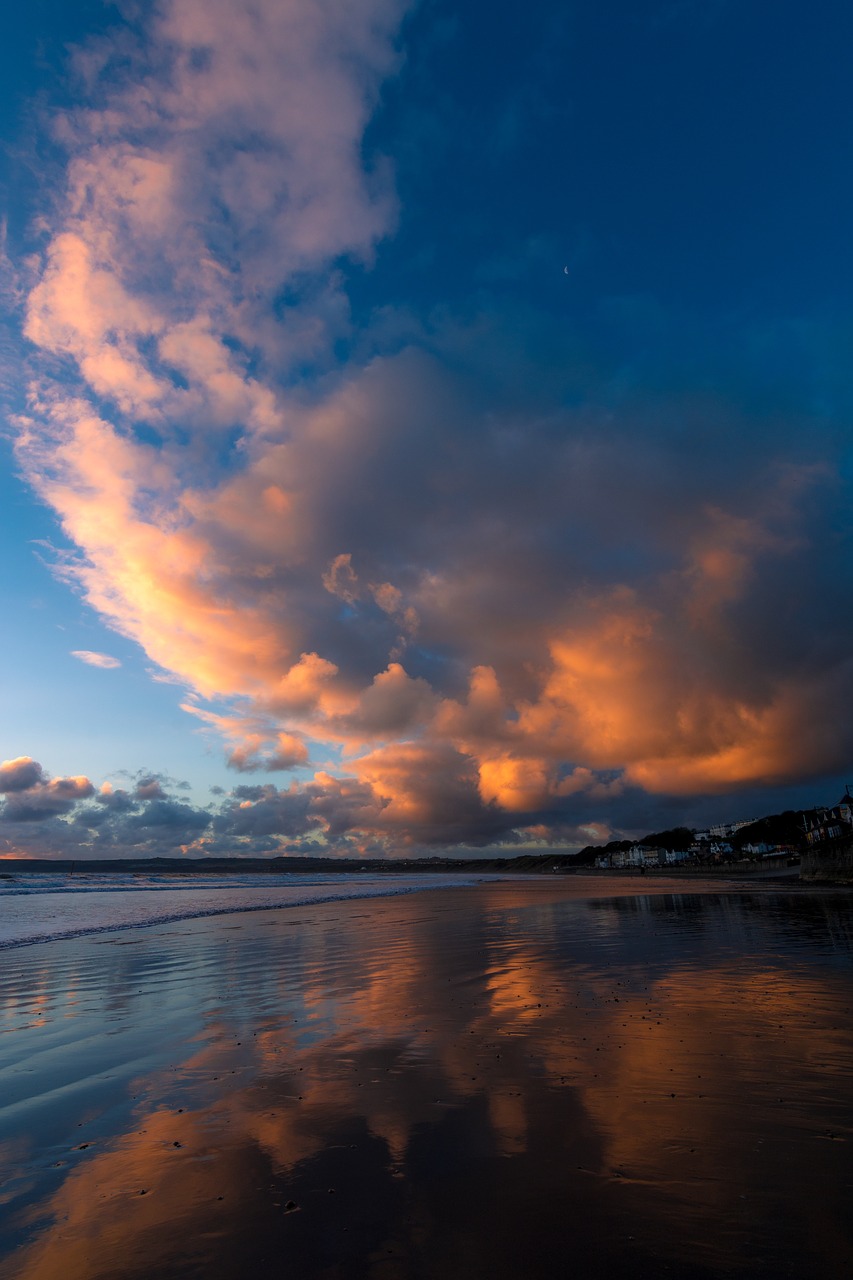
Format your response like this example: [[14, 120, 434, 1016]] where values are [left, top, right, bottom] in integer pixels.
[[0, 870, 501, 949]]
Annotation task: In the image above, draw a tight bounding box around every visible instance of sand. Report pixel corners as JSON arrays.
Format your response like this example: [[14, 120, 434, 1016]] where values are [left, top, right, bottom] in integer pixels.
[[1, 877, 852, 1279]]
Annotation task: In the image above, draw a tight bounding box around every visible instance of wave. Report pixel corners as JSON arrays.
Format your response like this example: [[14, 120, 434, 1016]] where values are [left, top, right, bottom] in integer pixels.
[[0, 872, 497, 950]]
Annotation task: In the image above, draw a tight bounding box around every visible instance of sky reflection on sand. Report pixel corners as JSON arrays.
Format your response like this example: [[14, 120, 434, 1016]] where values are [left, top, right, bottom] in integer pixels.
[[1, 882, 852, 1279]]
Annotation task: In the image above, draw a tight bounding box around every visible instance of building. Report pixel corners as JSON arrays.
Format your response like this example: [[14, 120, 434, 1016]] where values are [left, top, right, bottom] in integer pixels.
[[705, 819, 755, 840], [594, 844, 689, 869], [803, 792, 853, 847]]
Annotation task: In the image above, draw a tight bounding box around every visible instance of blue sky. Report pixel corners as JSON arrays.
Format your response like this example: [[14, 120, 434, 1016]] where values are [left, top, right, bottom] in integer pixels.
[[1, 0, 852, 858]]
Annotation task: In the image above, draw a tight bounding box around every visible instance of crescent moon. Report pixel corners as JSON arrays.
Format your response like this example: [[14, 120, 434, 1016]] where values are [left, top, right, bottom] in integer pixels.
[[563, 266, 569, 275]]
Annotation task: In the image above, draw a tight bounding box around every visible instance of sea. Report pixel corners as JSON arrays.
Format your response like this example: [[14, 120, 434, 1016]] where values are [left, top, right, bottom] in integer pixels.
[[0, 869, 500, 949]]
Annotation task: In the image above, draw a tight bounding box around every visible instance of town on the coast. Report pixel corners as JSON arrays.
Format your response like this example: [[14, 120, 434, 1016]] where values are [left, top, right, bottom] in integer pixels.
[[588, 790, 853, 879]]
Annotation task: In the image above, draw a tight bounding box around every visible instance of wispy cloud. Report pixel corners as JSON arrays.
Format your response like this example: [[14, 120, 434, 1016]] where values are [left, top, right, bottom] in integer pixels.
[[71, 649, 122, 669]]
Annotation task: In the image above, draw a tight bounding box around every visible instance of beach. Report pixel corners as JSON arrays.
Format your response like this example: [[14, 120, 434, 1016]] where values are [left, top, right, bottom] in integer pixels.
[[1, 876, 852, 1279]]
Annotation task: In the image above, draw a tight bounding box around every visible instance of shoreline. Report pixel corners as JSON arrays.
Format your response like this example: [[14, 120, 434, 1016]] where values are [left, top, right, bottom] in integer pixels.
[[2, 869, 847, 955]]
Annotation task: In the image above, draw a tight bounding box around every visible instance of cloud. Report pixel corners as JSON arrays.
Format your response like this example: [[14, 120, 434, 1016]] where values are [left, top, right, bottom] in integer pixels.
[[0, 756, 95, 822], [226, 735, 310, 774], [0, 740, 843, 862], [8, 0, 853, 855], [327, 663, 436, 740], [350, 741, 508, 846], [71, 649, 122, 669], [323, 553, 361, 605], [134, 776, 166, 801], [180, 703, 311, 773], [96, 783, 137, 812], [0, 756, 46, 792]]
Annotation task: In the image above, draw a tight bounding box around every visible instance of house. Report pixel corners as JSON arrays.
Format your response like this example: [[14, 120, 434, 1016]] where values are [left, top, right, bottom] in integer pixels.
[[661, 848, 691, 864], [706, 818, 755, 840], [594, 844, 668, 869], [803, 792, 853, 847]]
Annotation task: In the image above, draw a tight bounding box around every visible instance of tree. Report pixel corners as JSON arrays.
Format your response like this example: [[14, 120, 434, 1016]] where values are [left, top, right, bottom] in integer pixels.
[[640, 826, 694, 851]]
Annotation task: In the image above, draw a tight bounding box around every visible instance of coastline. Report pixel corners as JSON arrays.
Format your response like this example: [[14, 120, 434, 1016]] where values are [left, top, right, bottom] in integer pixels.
[[0, 853, 812, 881], [0, 871, 503, 952], [4, 863, 839, 954]]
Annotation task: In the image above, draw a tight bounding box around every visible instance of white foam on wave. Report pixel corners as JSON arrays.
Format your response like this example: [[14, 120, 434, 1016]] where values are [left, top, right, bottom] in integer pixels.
[[0, 872, 499, 950]]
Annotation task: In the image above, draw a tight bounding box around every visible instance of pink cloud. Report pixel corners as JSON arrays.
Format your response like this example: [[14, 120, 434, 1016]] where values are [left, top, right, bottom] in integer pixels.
[[180, 702, 310, 774], [71, 650, 122, 669]]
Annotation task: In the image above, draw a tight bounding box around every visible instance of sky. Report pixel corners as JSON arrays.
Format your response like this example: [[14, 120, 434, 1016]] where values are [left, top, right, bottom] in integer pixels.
[[1, 0, 852, 860]]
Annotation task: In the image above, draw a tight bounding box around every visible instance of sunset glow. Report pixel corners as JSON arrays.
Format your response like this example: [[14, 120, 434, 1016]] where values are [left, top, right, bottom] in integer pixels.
[[2, 0, 852, 858]]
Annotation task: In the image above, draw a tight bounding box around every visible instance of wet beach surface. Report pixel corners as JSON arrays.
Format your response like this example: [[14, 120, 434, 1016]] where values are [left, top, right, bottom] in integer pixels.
[[1, 878, 852, 1279]]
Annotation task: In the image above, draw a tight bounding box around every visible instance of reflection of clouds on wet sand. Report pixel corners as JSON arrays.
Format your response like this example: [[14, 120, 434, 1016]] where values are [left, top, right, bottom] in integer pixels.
[[3, 885, 853, 1279]]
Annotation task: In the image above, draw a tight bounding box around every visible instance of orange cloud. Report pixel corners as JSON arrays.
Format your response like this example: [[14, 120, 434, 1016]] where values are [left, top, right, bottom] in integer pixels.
[[11, 0, 852, 852]]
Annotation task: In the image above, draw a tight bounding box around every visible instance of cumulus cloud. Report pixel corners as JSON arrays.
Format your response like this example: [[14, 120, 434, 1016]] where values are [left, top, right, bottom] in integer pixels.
[[0, 757, 95, 823], [71, 650, 121, 669], [134, 776, 166, 801], [0, 756, 46, 793], [9, 0, 853, 855], [0, 744, 842, 862]]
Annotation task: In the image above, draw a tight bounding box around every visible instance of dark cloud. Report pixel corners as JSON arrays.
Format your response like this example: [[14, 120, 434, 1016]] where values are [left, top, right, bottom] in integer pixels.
[[124, 798, 211, 832], [0, 757, 95, 822], [135, 777, 167, 801], [0, 757, 46, 793], [212, 786, 317, 839], [94, 787, 136, 812]]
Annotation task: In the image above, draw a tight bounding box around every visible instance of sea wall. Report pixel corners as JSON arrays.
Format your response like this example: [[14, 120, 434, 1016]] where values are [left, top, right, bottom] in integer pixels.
[[799, 838, 853, 883]]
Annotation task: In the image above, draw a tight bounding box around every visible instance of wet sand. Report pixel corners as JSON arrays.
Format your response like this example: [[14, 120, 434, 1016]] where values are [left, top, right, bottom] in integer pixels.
[[1, 877, 852, 1279]]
